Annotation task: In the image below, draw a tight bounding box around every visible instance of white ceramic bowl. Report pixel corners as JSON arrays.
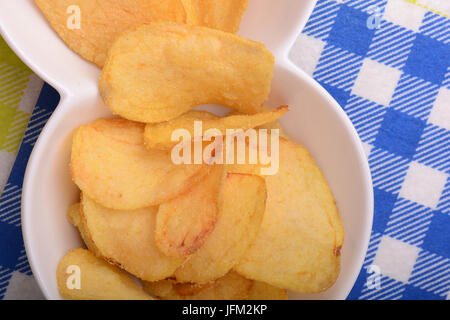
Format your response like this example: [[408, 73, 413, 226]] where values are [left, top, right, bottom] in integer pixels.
[[0, 0, 373, 300]]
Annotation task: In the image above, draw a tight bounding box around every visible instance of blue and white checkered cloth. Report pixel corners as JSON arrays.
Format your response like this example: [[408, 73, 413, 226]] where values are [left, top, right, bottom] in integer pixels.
[[0, 0, 449, 300]]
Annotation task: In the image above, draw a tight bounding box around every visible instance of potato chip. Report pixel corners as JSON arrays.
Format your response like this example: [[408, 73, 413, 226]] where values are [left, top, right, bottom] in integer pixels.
[[181, 0, 249, 33], [70, 118, 209, 210], [89, 118, 145, 145], [246, 281, 288, 300], [57, 249, 152, 300], [35, 0, 186, 67], [174, 173, 266, 284], [155, 166, 223, 258], [100, 22, 274, 123], [172, 110, 220, 121], [67, 203, 101, 256], [219, 128, 280, 177], [143, 271, 251, 300], [227, 109, 290, 139], [144, 106, 288, 150], [233, 138, 344, 293], [143, 271, 286, 300], [67, 203, 81, 227], [144, 110, 218, 150], [80, 194, 185, 281]]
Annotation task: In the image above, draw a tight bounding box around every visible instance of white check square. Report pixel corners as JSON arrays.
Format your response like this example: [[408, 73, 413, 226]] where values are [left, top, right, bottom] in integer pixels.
[[399, 161, 448, 209], [290, 34, 326, 76], [352, 58, 401, 106], [384, 0, 427, 32], [428, 88, 450, 131], [3, 271, 44, 300], [373, 236, 420, 283]]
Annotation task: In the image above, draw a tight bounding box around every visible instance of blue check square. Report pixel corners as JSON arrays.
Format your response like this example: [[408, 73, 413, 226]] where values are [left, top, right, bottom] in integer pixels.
[[402, 284, 445, 300], [422, 211, 450, 259], [327, 5, 376, 56], [374, 109, 425, 159], [373, 188, 398, 233], [403, 34, 450, 85], [0, 222, 22, 269]]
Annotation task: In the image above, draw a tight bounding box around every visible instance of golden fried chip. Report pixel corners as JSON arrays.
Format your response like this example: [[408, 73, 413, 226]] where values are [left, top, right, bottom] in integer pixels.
[[35, 0, 185, 67], [67, 203, 81, 227], [155, 166, 223, 258], [174, 173, 266, 284], [257, 121, 289, 140], [227, 109, 290, 139], [67, 203, 101, 256], [246, 281, 287, 300], [57, 249, 152, 300], [143, 271, 252, 300], [143, 271, 286, 300], [80, 194, 185, 281], [181, 0, 248, 33], [172, 110, 220, 121], [144, 109, 218, 150], [233, 138, 345, 293], [70, 118, 208, 210], [100, 22, 274, 123], [144, 106, 288, 150], [88, 118, 145, 145]]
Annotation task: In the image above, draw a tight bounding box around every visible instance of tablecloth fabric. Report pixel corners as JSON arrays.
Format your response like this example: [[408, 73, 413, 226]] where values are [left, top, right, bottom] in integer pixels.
[[0, 0, 449, 300]]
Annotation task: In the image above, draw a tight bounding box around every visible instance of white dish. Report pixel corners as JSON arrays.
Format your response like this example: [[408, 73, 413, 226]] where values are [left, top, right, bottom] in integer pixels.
[[0, 0, 373, 300]]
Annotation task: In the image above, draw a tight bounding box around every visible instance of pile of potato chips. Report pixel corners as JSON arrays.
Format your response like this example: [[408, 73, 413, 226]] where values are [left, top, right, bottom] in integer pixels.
[[36, 0, 344, 300]]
